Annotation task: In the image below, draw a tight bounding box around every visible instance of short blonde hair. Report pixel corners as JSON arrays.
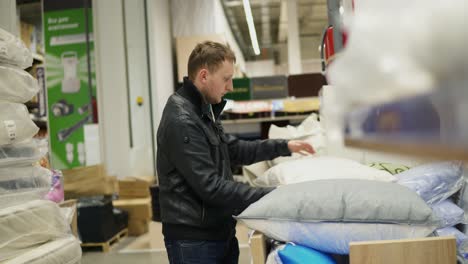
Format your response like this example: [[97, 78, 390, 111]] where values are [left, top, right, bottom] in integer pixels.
[[187, 41, 236, 80]]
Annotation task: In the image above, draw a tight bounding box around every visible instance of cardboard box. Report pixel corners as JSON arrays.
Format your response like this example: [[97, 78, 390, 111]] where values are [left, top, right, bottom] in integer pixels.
[[63, 165, 119, 198], [113, 198, 152, 221], [119, 176, 154, 199], [128, 219, 150, 236]]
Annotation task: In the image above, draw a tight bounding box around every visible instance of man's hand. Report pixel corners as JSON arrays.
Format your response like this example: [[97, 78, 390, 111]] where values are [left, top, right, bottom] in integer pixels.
[[287, 140, 315, 156]]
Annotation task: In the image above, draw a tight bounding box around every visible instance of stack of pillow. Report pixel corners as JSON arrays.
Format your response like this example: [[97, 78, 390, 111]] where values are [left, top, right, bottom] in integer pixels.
[[239, 152, 466, 259], [0, 27, 81, 263]]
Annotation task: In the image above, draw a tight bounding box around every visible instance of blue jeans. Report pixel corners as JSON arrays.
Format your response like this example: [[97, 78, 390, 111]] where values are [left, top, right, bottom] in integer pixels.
[[164, 237, 239, 264]]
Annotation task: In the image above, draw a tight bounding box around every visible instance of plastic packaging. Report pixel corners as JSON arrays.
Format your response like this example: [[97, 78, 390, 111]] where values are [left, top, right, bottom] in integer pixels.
[[266, 244, 285, 264], [458, 178, 468, 219], [395, 161, 464, 205], [0, 165, 51, 194], [436, 227, 468, 259], [0, 27, 33, 69], [0, 102, 39, 145], [45, 170, 64, 203], [0, 139, 44, 167], [0, 200, 71, 262], [327, 0, 468, 108], [4, 235, 82, 264], [254, 156, 396, 187], [268, 114, 327, 165], [240, 219, 435, 255], [431, 200, 466, 228], [0, 64, 40, 103]]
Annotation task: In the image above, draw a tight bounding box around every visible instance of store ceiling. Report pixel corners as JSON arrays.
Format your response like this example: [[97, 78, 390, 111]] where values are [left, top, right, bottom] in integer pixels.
[[222, 0, 329, 61]]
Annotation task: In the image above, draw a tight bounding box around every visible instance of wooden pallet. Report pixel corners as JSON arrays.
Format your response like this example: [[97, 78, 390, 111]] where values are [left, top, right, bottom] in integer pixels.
[[81, 228, 128, 252]]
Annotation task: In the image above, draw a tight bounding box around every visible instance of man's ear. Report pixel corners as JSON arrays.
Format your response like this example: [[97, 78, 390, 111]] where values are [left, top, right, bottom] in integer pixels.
[[199, 69, 208, 84]]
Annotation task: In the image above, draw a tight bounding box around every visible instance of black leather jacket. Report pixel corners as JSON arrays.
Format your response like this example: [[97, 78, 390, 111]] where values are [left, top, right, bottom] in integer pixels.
[[157, 78, 291, 240]]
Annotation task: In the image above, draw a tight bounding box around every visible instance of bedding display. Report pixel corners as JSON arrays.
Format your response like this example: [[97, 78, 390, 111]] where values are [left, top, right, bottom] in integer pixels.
[[238, 179, 437, 254]]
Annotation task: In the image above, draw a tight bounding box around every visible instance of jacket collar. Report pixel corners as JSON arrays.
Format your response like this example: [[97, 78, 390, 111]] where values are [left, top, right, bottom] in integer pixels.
[[177, 77, 226, 121]]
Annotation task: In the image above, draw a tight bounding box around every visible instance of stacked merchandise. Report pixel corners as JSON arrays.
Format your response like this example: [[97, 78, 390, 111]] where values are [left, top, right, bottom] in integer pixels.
[[395, 162, 468, 261], [112, 176, 154, 236], [0, 27, 81, 263], [239, 156, 467, 263]]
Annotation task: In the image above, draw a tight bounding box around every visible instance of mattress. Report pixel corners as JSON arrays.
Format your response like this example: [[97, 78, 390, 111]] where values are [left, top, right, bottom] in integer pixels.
[[0, 200, 70, 262], [4, 235, 81, 264]]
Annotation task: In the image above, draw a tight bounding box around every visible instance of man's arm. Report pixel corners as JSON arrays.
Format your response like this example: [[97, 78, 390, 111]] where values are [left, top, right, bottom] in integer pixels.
[[225, 134, 291, 166], [167, 116, 273, 210]]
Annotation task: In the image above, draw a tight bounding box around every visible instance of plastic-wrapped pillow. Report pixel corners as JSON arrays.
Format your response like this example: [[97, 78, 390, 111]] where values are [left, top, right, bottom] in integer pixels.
[[255, 156, 396, 187], [0, 64, 40, 103], [268, 114, 327, 166], [0, 102, 39, 145], [458, 178, 468, 219], [436, 227, 468, 259], [4, 235, 81, 264], [0, 139, 43, 167], [395, 161, 464, 205], [278, 243, 336, 264], [431, 200, 465, 228], [0, 165, 51, 198], [0, 200, 71, 261], [237, 179, 437, 254], [0, 27, 33, 69]]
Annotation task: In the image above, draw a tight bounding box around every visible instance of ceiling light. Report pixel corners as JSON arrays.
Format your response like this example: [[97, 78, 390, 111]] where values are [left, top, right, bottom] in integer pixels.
[[242, 0, 260, 55]]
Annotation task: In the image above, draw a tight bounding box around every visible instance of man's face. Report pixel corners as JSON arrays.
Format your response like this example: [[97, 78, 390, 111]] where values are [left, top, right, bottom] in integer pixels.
[[203, 60, 234, 104]]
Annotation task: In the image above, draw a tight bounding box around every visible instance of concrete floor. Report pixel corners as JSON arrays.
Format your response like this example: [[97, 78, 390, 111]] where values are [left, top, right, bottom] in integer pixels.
[[82, 247, 252, 264], [81, 222, 254, 264]]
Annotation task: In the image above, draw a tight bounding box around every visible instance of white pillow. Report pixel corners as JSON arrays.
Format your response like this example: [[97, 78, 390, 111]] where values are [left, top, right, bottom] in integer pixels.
[[0, 64, 40, 103], [255, 156, 396, 187], [0, 200, 70, 261], [0, 28, 33, 69], [0, 102, 39, 145], [5, 236, 81, 264]]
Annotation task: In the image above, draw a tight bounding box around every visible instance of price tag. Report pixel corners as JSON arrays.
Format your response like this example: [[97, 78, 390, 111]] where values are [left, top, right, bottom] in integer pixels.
[[4, 120, 16, 142]]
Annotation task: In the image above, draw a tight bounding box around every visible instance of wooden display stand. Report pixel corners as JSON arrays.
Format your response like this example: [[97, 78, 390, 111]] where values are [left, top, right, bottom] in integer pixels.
[[250, 231, 267, 264], [249, 231, 456, 264], [349, 237, 456, 264]]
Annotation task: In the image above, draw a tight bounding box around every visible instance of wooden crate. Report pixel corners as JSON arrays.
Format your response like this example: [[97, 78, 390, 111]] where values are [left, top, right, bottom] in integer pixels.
[[350, 237, 456, 264]]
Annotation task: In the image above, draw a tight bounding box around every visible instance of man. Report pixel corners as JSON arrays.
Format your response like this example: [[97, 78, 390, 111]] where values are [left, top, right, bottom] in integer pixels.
[[157, 41, 314, 264]]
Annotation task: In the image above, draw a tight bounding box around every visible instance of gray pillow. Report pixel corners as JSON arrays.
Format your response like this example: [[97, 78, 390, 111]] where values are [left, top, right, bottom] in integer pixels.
[[238, 179, 435, 225]]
